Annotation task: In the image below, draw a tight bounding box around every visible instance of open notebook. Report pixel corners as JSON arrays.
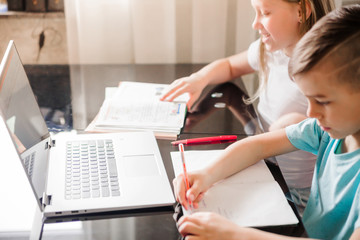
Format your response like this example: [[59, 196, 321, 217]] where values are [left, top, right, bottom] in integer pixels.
[[86, 82, 189, 140], [171, 149, 299, 227]]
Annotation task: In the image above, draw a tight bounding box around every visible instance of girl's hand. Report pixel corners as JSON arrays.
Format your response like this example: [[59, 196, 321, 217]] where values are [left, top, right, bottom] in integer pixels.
[[160, 73, 208, 111], [177, 212, 241, 240], [172, 170, 210, 210]]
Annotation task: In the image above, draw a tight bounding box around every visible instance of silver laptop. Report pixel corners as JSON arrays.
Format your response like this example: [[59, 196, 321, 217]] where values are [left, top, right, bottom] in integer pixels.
[[0, 41, 175, 217]]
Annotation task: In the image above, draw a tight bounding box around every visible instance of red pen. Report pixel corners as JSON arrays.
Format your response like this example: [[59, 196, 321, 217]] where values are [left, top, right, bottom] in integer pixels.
[[179, 143, 193, 212], [171, 135, 237, 146]]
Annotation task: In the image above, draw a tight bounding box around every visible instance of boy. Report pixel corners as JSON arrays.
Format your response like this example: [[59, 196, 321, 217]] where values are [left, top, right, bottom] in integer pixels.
[[173, 5, 360, 240]]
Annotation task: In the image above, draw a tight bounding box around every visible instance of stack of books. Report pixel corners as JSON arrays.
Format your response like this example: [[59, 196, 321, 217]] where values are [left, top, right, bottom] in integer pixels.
[[86, 81, 188, 140]]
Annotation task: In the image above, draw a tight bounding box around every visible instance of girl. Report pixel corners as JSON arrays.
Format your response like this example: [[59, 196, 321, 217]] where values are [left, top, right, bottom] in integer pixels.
[[161, 0, 334, 212]]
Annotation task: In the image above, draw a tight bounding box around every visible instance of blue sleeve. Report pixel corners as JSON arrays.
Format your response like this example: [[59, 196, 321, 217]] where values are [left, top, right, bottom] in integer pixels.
[[356, 215, 360, 232], [285, 118, 324, 155]]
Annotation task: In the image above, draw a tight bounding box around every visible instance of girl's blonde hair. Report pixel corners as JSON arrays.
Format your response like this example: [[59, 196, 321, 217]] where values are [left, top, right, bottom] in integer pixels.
[[289, 5, 360, 90], [245, 0, 335, 104]]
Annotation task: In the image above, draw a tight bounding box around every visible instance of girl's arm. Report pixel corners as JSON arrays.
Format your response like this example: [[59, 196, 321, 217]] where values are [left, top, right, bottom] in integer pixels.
[[195, 50, 254, 86], [160, 51, 254, 110]]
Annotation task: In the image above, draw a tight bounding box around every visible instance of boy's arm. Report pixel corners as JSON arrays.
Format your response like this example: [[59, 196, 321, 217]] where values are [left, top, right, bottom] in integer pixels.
[[177, 129, 297, 208], [206, 129, 297, 186], [178, 212, 313, 240], [269, 113, 308, 131]]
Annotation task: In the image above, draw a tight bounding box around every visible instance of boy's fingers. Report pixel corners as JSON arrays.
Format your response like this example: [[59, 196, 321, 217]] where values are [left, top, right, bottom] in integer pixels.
[[173, 175, 189, 210], [178, 215, 204, 237], [195, 192, 204, 203], [186, 183, 202, 203], [172, 178, 179, 201]]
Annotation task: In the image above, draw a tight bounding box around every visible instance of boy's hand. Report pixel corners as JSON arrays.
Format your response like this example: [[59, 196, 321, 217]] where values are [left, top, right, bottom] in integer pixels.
[[177, 212, 241, 240], [172, 171, 209, 210]]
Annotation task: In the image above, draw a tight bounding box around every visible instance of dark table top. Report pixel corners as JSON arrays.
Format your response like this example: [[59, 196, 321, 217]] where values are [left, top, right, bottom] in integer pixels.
[[25, 64, 254, 135], [21, 64, 305, 239]]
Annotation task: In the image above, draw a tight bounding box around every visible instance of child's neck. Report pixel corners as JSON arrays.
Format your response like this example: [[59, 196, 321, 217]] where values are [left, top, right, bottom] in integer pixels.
[[343, 135, 360, 153], [283, 43, 297, 57], [283, 48, 292, 57]]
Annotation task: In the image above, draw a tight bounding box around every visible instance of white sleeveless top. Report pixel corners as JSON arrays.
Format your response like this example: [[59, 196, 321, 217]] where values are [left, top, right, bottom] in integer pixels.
[[247, 39, 316, 188]]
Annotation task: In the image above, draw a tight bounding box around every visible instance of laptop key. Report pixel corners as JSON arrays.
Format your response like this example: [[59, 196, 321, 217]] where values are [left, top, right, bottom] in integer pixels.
[[82, 192, 91, 199], [73, 194, 81, 199], [102, 187, 110, 197], [107, 158, 118, 177], [92, 190, 100, 198], [65, 139, 120, 200], [112, 190, 120, 196]]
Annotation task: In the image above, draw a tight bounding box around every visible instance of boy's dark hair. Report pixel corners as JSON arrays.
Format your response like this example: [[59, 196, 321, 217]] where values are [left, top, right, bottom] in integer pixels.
[[289, 4, 360, 89]]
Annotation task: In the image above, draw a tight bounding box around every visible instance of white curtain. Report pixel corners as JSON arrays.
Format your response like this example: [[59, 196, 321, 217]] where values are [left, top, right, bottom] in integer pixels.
[[64, 0, 256, 64]]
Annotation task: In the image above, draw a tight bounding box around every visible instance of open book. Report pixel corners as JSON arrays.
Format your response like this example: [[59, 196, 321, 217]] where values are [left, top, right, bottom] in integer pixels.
[[171, 149, 299, 227], [86, 81, 189, 140]]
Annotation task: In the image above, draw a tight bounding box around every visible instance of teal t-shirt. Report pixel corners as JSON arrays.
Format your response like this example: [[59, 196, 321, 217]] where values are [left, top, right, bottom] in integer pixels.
[[286, 118, 360, 240]]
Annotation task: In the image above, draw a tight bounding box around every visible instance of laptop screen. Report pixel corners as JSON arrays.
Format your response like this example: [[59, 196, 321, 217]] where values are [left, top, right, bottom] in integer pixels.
[[0, 41, 50, 206]]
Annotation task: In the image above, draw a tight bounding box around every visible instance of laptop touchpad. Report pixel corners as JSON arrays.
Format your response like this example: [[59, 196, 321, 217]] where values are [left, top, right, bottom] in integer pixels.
[[123, 154, 160, 177]]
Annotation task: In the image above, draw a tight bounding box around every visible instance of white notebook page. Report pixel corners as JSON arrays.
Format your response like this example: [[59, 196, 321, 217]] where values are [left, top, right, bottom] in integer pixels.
[[171, 150, 299, 227]]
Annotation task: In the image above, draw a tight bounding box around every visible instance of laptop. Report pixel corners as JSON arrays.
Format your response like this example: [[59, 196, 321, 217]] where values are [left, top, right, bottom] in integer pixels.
[[0, 41, 175, 217]]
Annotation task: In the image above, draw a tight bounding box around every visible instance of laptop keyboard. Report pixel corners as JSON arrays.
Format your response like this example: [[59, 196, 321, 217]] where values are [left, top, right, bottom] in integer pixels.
[[65, 139, 120, 200], [23, 152, 35, 179]]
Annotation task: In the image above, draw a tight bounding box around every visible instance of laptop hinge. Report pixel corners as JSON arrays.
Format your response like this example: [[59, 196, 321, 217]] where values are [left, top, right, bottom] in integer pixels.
[[41, 192, 52, 208], [45, 139, 56, 149]]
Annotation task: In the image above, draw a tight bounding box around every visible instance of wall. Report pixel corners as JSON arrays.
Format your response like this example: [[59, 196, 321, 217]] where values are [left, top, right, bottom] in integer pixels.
[[0, 2, 257, 97], [0, 12, 68, 64], [0, 0, 350, 66], [64, 0, 256, 65]]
